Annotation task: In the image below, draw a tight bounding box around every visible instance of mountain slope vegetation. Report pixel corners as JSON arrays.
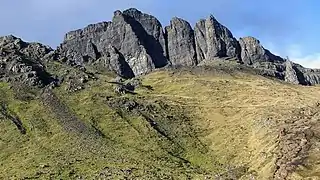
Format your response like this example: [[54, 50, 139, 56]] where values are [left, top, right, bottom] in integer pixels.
[[1, 7, 320, 180], [1, 62, 320, 179]]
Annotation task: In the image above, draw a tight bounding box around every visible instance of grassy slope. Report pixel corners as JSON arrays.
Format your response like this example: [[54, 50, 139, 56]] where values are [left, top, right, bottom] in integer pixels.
[[1, 65, 320, 179], [138, 68, 320, 179]]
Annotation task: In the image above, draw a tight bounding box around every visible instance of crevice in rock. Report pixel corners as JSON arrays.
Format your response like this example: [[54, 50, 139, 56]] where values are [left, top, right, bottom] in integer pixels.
[[219, 40, 227, 58], [91, 42, 101, 60], [163, 29, 170, 62], [235, 40, 242, 62], [191, 29, 198, 65], [111, 47, 135, 79]]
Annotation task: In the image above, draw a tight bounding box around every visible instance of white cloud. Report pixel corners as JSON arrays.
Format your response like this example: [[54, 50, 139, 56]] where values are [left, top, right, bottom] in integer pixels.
[[261, 43, 320, 69], [291, 53, 320, 69], [285, 44, 320, 69]]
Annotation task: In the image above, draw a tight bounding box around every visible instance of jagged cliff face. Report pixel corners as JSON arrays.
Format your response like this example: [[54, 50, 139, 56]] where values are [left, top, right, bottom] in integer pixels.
[[165, 17, 197, 66], [239, 36, 284, 65], [1, 8, 320, 85], [194, 15, 240, 61], [57, 8, 167, 78], [2, 8, 320, 180], [0, 35, 55, 86]]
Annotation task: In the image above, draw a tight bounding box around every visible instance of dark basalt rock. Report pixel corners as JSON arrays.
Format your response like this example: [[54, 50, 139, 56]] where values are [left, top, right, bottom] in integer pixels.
[[2, 8, 320, 86], [291, 64, 320, 85], [194, 15, 240, 63], [239, 36, 285, 65], [284, 60, 299, 84], [94, 45, 134, 79], [57, 22, 110, 65], [165, 17, 197, 66], [0, 35, 55, 87], [58, 8, 169, 78], [122, 8, 168, 68]]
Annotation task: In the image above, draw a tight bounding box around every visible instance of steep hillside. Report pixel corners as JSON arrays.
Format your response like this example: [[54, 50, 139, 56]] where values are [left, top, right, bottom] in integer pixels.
[[1, 63, 320, 179], [1, 7, 320, 180], [139, 66, 320, 180]]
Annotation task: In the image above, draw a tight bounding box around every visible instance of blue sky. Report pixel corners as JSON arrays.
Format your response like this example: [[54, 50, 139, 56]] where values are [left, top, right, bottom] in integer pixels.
[[0, 0, 319, 68]]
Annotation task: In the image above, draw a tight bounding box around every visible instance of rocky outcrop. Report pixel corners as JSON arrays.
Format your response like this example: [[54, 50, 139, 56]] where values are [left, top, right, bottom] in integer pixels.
[[238, 36, 292, 82], [194, 15, 240, 63], [284, 60, 299, 84], [238, 37, 320, 85], [60, 22, 110, 64], [302, 71, 320, 85], [254, 62, 284, 78], [165, 17, 197, 66], [291, 64, 320, 85], [239, 37, 284, 65], [0, 35, 55, 86], [95, 45, 134, 78], [2, 8, 320, 86], [58, 8, 168, 78], [57, 8, 297, 83], [122, 8, 167, 68]]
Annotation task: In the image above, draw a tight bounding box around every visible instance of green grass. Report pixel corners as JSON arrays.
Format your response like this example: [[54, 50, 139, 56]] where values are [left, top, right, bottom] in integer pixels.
[[0, 78, 215, 179], [1, 66, 320, 179]]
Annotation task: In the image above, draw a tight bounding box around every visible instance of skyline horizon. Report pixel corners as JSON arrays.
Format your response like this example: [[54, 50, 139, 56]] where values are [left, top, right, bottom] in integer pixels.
[[1, 1, 319, 68]]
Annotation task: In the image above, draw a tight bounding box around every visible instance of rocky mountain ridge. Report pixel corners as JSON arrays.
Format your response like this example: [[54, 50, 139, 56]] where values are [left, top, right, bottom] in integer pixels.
[[2, 8, 320, 179], [1, 8, 320, 86]]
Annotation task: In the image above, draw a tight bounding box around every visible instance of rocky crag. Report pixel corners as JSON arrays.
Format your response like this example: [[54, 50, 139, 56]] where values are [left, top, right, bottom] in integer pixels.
[[1, 8, 320, 86]]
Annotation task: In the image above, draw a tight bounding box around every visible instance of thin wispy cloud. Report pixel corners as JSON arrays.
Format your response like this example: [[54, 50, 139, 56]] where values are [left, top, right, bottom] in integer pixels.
[[294, 54, 320, 69], [285, 44, 320, 68]]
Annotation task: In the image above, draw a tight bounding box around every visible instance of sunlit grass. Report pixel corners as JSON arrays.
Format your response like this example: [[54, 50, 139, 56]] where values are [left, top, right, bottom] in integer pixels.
[[1, 65, 320, 179]]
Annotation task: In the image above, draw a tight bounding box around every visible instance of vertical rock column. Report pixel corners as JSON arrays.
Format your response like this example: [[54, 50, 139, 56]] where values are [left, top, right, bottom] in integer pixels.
[[165, 17, 197, 66], [194, 15, 240, 63]]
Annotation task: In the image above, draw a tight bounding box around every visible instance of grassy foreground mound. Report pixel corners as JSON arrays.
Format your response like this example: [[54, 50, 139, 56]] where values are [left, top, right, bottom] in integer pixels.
[[1, 64, 320, 179]]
